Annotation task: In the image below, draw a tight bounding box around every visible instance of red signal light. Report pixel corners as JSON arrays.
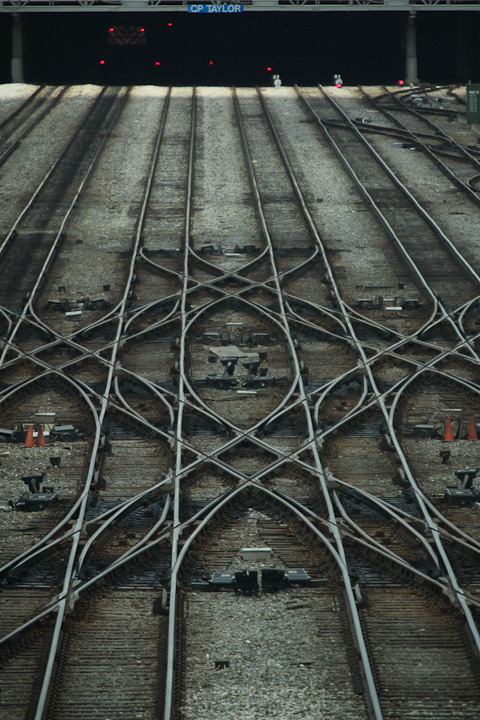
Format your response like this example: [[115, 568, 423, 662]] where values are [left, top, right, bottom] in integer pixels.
[[398, 79, 405, 86], [335, 82, 342, 88], [267, 66, 272, 72], [209, 60, 213, 65], [140, 28, 145, 32], [99, 60, 106, 65], [168, 22, 173, 26], [155, 61, 160, 66], [109, 27, 114, 32]]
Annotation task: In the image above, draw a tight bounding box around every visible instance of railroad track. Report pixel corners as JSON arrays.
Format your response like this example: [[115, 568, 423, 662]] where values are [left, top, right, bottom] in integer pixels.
[[1, 84, 480, 720]]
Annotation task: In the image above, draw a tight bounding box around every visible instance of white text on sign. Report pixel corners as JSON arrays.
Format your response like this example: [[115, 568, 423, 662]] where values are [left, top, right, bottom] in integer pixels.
[[188, 4, 244, 11]]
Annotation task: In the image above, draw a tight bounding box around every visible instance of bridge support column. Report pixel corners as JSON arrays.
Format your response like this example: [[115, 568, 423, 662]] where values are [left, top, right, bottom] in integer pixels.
[[11, 14, 24, 83], [405, 14, 419, 85]]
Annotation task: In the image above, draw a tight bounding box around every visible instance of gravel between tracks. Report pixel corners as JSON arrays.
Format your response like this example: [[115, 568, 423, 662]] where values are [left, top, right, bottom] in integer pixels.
[[182, 588, 367, 720], [39, 86, 168, 310], [0, 83, 40, 125]]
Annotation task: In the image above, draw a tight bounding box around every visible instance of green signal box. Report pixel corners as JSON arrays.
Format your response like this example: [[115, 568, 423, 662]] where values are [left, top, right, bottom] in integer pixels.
[[466, 84, 480, 124]]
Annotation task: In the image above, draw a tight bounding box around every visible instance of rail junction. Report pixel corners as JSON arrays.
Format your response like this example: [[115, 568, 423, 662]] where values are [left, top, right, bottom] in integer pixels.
[[1, 83, 480, 719]]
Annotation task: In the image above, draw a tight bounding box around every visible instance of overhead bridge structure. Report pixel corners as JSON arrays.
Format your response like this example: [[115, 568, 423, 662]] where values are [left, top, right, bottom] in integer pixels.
[[3, 0, 478, 86], [0, 0, 479, 9]]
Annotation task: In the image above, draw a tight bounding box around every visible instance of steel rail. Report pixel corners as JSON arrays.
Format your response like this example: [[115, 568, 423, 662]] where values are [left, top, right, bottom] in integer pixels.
[[0, 86, 130, 368], [3, 85, 480, 715], [382, 84, 480, 170], [288, 86, 480, 657], [373, 84, 455, 103], [0, 475, 173, 590], [163, 85, 383, 720], [0, 85, 71, 168], [0, 526, 175, 655], [180, 294, 299, 435], [316, 85, 480, 294], [5, 308, 480, 552], [113, 373, 175, 429], [0, 85, 108, 266], [173, 478, 383, 720], [165, 86, 197, 720], [249, 87, 384, 720], [76, 486, 172, 579], [173, 85, 196, 565], [165, 84, 309, 716], [296, 86, 480, 371], [323, 471, 480, 556], [359, 85, 480, 208], [332, 490, 440, 570], [29, 87, 173, 720], [0, 370, 99, 580], [0, 83, 45, 131]]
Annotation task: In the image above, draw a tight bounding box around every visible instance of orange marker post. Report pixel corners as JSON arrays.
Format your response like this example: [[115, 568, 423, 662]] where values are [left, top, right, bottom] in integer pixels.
[[468, 417, 478, 441], [37, 424, 46, 447], [444, 417, 454, 442], [24, 424, 34, 447]]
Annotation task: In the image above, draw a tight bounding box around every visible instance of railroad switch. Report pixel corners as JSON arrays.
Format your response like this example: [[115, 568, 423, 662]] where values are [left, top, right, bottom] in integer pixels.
[[199, 244, 220, 255], [393, 467, 408, 487], [209, 572, 236, 589], [234, 569, 259, 592], [243, 375, 276, 389], [445, 488, 477, 506], [22, 473, 45, 494], [380, 433, 395, 452], [220, 357, 239, 376], [234, 244, 257, 254], [52, 425, 83, 442], [202, 332, 221, 343], [7, 473, 58, 511], [444, 469, 479, 504], [413, 425, 437, 438], [242, 359, 260, 375], [261, 568, 285, 589], [0, 427, 14, 443], [192, 568, 322, 593], [206, 375, 238, 390], [13, 491, 59, 512], [262, 568, 316, 589], [251, 333, 269, 346], [191, 571, 257, 593], [455, 468, 478, 488]]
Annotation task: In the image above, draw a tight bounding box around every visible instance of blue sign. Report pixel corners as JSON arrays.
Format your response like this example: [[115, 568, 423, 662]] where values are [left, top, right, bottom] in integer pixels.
[[188, 3, 244, 11]]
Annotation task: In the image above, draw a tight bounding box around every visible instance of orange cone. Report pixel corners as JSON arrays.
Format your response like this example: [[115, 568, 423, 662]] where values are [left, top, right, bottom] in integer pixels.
[[36, 424, 46, 448], [468, 417, 478, 441], [24, 424, 34, 448], [444, 417, 454, 442]]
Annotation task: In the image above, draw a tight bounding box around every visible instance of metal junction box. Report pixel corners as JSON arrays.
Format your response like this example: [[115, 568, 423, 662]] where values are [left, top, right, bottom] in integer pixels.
[[284, 568, 311, 586], [445, 487, 475, 506], [234, 569, 259, 592], [210, 572, 235, 589], [16, 492, 59, 511], [261, 568, 286, 589]]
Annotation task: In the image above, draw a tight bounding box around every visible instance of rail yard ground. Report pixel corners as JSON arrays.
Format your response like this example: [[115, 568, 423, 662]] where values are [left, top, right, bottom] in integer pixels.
[[1, 84, 480, 720]]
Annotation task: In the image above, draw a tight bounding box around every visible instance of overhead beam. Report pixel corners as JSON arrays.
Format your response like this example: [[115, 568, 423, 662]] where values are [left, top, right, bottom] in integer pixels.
[[1, 0, 480, 12]]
